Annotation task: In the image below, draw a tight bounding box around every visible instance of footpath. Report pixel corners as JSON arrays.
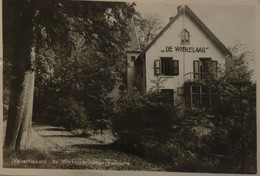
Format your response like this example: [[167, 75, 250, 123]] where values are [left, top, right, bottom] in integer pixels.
[[29, 123, 164, 170]]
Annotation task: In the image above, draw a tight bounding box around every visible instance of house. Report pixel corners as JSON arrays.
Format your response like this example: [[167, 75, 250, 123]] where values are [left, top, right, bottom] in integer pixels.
[[126, 19, 142, 90], [126, 5, 232, 108]]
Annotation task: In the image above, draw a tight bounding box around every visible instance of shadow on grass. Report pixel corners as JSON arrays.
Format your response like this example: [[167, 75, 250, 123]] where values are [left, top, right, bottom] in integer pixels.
[[42, 134, 91, 138], [71, 142, 144, 157], [44, 128, 66, 131], [71, 143, 111, 150]]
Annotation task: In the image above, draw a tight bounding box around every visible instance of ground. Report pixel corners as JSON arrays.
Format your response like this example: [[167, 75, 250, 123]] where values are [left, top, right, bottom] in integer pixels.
[[4, 122, 166, 170]]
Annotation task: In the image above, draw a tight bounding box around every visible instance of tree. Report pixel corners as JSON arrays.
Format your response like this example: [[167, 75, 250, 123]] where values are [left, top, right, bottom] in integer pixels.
[[4, 0, 38, 150], [134, 13, 164, 49], [4, 0, 136, 150], [33, 1, 136, 127], [203, 42, 256, 173], [4, 0, 78, 150]]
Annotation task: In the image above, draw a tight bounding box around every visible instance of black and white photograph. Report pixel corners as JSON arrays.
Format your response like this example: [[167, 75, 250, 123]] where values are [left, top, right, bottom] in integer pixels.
[[1, 0, 258, 175]]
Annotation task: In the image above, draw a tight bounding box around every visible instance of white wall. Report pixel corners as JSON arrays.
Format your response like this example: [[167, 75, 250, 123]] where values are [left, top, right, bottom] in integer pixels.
[[145, 14, 227, 96], [127, 52, 141, 89]]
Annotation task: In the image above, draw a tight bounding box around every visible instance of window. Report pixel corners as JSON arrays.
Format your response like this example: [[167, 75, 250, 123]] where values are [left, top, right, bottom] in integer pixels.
[[193, 59, 218, 79], [191, 85, 210, 108], [129, 56, 136, 67], [157, 57, 179, 76], [131, 56, 135, 62], [162, 58, 172, 75], [180, 29, 190, 44], [161, 89, 174, 105]]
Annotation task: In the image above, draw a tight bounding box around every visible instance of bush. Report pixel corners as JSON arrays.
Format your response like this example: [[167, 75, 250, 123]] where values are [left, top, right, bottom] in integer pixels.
[[86, 95, 114, 133], [112, 91, 222, 171], [112, 86, 256, 173], [112, 89, 182, 156], [47, 97, 88, 131]]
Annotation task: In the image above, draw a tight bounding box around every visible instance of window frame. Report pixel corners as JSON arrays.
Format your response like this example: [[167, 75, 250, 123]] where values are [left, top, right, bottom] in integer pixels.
[[180, 29, 190, 44], [191, 85, 210, 108], [161, 89, 174, 105], [160, 57, 179, 76], [193, 59, 218, 79]]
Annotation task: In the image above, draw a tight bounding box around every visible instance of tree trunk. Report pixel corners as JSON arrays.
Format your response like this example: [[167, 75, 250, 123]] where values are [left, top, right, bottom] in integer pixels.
[[15, 47, 36, 149], [4, 2, 36, 150], [4, 46, 36, 151]]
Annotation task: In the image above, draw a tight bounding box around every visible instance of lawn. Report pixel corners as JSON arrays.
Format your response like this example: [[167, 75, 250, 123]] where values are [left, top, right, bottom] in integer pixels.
[[3, 123, 166, 170]]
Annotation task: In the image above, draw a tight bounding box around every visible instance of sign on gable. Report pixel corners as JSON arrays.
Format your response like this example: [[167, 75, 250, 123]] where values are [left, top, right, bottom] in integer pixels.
[[161, 46, 209, 53]]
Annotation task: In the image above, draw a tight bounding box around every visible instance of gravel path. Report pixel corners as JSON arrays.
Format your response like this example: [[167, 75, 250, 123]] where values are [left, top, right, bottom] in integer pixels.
[[31, 123, 165, 170]]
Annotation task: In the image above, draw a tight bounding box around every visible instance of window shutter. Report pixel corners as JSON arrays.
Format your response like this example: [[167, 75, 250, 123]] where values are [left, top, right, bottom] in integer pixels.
[[154, 60, 160, 75], [173, 60, 179, 75], [194, 60, 200, 80], [169, 59, 174, 75]]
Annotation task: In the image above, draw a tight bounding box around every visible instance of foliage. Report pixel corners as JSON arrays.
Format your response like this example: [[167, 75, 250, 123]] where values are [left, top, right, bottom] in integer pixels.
[[111, 42, 256, 173], [134, 13, 164, 49], [47, 97, 88, 131], [112, 89, 182, 155], [28, 1, 137, 129], [3, 0, 256, 172], [193, 42, 257, 173], [112, 90, 218, 171]]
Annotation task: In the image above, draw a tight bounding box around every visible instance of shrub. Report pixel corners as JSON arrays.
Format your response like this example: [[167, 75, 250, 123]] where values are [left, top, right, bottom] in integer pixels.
[[112, 89, 182, 156], [84, 94, 114, 133], [47, 97, 88, 131], [112, 91, 222, 170], [112, 86, 256, 173]]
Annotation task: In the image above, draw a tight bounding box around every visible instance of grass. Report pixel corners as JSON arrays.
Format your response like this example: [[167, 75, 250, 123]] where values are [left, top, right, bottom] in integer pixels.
[[3, 122, 256, 173], [3, 123, 164, 170], [3, 149, 52, 168], [3, 148, 164, 170]]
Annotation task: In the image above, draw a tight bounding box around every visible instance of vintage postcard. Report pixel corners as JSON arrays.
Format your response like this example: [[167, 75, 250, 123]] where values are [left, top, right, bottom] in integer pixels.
[[0, 0, 259, 175]]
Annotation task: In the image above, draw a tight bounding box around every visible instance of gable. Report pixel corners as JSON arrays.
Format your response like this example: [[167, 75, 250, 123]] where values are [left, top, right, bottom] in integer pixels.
[[140, 5, 232, 57]]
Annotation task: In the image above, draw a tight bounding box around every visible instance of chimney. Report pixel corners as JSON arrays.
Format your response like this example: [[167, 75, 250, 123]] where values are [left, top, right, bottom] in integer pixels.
[[177, 5, 182, 13]]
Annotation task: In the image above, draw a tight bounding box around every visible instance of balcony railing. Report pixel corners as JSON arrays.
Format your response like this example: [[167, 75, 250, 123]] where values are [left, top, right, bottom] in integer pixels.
[[184, 72, 210, 82]]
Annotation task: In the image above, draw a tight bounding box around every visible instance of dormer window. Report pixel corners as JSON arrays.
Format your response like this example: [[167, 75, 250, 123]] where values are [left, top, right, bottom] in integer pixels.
[[180, 29, 190, 44]]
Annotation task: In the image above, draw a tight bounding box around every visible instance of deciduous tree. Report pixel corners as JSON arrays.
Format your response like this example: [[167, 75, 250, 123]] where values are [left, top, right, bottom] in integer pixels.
[[134, 13, 164, 49], [4, 0, 136, 150]]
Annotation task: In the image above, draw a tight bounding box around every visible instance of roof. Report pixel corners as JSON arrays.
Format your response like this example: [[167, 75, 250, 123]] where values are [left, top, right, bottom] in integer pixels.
[[126, 19, 141, 53], [139, 5, 232, 58]]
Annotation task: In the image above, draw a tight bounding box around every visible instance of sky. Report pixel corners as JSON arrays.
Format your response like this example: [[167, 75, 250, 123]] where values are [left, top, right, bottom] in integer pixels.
[[133, 0, 258, 80], [134, 0, 256, 53]]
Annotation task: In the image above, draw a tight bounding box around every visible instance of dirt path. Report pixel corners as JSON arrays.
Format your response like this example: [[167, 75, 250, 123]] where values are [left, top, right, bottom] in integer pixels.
[[31, 123, 165, 170]]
